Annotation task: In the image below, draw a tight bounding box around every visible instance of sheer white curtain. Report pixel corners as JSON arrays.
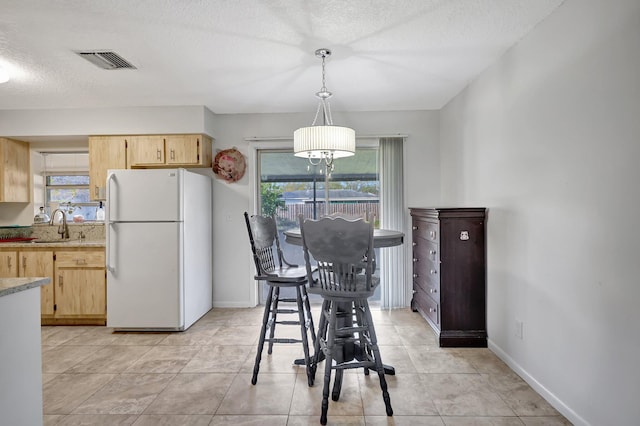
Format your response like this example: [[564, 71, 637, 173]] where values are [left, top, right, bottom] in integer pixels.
[[379, 137, 409, 308]]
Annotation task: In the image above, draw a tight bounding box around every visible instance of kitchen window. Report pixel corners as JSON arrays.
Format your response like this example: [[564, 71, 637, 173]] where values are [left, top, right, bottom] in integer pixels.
[[38, 152, 100, 221]]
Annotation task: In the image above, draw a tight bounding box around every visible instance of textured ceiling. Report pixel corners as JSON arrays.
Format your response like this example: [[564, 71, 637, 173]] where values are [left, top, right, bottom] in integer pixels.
[[0, 0, 564, 114]]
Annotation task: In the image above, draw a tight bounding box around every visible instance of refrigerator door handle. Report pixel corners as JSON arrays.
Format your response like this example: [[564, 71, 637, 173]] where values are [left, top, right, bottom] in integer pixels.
[[106, 172, 117, 273], [106, 222, 115, 273]]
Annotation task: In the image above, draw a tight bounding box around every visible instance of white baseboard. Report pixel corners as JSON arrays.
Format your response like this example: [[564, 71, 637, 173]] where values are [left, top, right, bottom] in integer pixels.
[[488, 339, 588, 426], [212, 301, 256, 308]]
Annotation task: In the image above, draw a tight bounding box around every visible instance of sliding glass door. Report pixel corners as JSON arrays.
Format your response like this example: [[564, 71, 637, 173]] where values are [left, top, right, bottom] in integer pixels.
[[257, 147, 381, 302]]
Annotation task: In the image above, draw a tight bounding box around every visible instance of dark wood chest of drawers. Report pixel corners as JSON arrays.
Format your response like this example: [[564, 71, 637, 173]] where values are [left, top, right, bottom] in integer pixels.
[[409, 207, 487, 347]]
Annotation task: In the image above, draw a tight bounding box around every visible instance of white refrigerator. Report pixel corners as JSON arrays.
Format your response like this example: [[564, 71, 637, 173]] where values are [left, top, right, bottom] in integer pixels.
[[106, 168, 213, 331]]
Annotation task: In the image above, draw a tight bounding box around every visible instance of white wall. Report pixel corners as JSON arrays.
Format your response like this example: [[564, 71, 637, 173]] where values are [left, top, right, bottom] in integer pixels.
[[210, 110, 439, 307], [440, 0, 640, 424], [0, 106, 440, 306]]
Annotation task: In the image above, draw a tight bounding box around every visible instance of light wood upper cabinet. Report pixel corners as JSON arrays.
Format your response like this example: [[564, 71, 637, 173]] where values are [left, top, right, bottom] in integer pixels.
[[0, 137, 31, 203], [89, 136, 127, 200], [126, 135, 165, 167], [127, 134, 212, 168]]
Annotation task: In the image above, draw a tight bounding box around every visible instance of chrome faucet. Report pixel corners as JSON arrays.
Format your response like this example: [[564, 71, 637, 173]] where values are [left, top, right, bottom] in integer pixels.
[[50, 209, 70, 239]]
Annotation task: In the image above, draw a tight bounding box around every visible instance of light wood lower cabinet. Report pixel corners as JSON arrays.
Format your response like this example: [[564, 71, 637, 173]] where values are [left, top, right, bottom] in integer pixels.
[[47, 249, 106, 325], [0, 250, 54, 315], [0, 247, 106, 325]]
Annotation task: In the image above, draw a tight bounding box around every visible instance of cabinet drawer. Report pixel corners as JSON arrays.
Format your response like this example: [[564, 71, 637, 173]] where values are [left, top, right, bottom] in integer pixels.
[[412, 238, 440, 298], [412, 219, 439, 243], [414, 289, 439, 326], [55, 251, 105, 267]]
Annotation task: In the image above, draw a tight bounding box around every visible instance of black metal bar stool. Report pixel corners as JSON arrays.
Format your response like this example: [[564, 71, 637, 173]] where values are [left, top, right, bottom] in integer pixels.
[[299, 214, 393, 425], [244, 212, 316, 386]]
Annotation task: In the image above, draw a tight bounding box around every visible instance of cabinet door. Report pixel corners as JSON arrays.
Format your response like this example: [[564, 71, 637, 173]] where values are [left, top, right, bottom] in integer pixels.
[[55, 269, 106, 317], [127, 136, 165, 167], [89, 136, 127, 200], [0, 251, 18, 277], [165, 135, 200, 165], [19, 251, 54, 316], [0, 138, 31, 202], [54, 250, 106, 318]]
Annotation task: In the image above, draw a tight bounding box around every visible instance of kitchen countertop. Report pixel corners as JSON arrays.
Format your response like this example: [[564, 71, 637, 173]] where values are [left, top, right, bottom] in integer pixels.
[[0, 239, 105, 248], [0, 277, 51, 298]]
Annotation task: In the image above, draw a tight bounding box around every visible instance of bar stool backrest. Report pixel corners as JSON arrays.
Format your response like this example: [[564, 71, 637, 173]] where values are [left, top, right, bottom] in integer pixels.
[[299, 215, 376, 298], [245, 212, 288, 277]]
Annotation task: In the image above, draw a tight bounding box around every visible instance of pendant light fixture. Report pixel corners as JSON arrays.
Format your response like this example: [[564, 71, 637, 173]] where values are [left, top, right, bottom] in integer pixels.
[[294, 48, 355, 170]]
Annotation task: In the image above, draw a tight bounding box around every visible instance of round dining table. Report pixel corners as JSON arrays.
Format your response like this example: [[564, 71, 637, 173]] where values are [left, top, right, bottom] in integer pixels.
[[284, 228, 404, 248], [284, 226, 405, 376]]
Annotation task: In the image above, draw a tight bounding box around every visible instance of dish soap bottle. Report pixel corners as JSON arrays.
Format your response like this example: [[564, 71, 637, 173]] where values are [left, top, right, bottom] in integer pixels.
[[96, 201, 105, 221]]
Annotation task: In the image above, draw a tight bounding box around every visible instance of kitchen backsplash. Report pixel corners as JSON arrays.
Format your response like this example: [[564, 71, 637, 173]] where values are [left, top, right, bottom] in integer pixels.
[[31, 223, 105, 241]]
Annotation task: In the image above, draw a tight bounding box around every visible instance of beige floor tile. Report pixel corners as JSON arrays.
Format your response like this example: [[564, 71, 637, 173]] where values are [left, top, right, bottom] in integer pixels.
[[66, 345, 153, 374], [43, 414, 66, 426], [124, 345, 201, 373], [405, 346, 477, 373], [519, 417, 573, 425], [109, 331, 172, 346], [39, 307, 572, 426], [455, 349, 514, 375], [207, 325, 260, 346], [241, 344, 308, 375], [209, 415, 288, 425], [42, 344, 102, 373], [43, 373, 116, 414], [50, 414, 139, 425], [441, 417, 525, 425], [181, 345, 253, 373], [41, 326, 93, 346], [483, 372, 560, 417], [71, 373, 175, 415], [131, 414, 213, 425], [64, 327, 121, 346], [144, 373, 235, 414], [287, 415, 366, 425], [366, 415, 445, 425], [377, 345, 418, 374], [396, 326, 440, 347], [373, 325, 407, 346], [359, 373, 438, 416], [423, 374, 515, 417], [216, 373, 297, 415], [290, 369, 364, 416], [159, 327, 221, 346]]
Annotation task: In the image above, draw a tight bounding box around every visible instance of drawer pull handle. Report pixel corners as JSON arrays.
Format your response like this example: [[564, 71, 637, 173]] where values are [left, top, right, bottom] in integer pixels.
[[74, 258, 87, 265], [412, 242, 417, 246], [413, 273, 418, 278], [413, 258, 419, 263], [412, 226, 418, 230], [430, 288, 437, 293], [157, 149, 162, 160], [429, 307, 437, 313], [429, 231, 436, 238], [430, 269, 437, 274], [429, 250, 436, 255], [59, 275, 63, 287]]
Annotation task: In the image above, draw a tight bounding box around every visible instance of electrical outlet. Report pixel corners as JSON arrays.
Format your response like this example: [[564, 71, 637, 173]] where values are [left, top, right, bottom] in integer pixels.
[[515, 320, 524, 339]]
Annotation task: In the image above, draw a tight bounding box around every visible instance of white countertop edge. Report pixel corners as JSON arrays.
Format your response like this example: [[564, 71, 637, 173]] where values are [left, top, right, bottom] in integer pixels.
[[0, 277, 51, 298]]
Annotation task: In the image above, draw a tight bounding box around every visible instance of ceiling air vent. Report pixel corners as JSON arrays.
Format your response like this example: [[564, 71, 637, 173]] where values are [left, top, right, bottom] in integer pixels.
[[75, 51, 137, 70]]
